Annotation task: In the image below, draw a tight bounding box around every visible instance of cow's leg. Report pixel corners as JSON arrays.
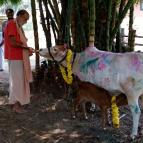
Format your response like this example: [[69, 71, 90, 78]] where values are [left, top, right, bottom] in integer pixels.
[[127, 95, 141, 139], [120, 80, 141, 139]]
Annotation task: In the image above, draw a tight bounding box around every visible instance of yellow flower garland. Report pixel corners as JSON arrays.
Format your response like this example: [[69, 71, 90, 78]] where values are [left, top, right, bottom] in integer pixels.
[[60, 49, 73, 84], [111, 96, 119, 128]]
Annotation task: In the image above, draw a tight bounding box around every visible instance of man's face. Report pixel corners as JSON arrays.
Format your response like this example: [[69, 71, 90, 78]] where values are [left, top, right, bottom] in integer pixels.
[[6, 11, 14, 19], [20, 13, 29, 25]]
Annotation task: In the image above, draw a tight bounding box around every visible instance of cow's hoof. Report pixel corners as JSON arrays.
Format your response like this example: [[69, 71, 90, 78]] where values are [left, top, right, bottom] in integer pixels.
[[72, 115, 76, 119], [85, 116, 88, 120], [130, 134, 136, 140], [127, 134, 141, 142], [140, 129, 143, 135]]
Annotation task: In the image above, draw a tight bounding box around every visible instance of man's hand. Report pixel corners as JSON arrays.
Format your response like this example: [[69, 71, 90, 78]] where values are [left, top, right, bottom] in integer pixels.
[[29, 47, 35, 53], [28, 47, 35, 56]]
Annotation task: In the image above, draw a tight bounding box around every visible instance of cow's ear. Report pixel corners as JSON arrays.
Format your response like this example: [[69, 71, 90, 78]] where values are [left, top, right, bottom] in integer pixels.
[[59, 44, 67, 51]]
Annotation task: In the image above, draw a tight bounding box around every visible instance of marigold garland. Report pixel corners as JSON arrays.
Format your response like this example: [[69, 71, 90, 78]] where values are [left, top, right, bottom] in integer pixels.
[[111, 96, 119, 128], [60, 49, 73, 84]]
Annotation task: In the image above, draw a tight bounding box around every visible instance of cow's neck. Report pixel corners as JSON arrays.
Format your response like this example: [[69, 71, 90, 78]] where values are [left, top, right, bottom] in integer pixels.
[[59, 52, 81, 73]]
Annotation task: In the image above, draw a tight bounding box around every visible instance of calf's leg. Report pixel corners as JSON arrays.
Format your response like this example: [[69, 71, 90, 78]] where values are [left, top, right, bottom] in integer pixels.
[[101, 107, 108, 129], [72, 97, 84, 119], [82, 101, 88, 120]]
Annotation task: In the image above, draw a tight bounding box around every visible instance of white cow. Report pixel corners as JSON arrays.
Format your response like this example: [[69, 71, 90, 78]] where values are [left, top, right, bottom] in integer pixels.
[[39, 45, 143, 139]]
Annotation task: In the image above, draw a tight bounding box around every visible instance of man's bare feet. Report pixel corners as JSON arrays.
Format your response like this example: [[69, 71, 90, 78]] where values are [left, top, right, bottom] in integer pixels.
[[12, 102, 26, 113]]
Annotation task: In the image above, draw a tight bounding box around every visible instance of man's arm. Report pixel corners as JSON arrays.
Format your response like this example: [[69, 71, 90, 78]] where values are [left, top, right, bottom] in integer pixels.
[[9, 35, 28, 49], [0, 39, 4, 47], [8, 35, 35, 52], [0, 21, 7, 48]]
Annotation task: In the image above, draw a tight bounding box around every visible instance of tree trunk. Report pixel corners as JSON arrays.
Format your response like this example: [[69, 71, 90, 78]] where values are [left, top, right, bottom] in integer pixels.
[[111, 0, 135, 43], [31, 0, 40, 69], [128, 5, 134, 51], [114, 0, 125, 52]]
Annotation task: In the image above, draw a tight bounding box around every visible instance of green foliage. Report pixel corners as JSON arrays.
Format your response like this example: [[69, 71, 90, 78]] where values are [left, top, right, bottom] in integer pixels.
[[0, 0, 21, 6]]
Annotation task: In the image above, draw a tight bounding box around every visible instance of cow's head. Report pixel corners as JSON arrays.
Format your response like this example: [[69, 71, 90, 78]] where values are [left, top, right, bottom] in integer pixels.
[[39, 44, 67, 61]]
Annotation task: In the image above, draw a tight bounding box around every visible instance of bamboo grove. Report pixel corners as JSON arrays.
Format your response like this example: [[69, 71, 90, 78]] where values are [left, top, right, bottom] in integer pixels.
[[38, 0, 138, 52], [0, 0, 139, 52]]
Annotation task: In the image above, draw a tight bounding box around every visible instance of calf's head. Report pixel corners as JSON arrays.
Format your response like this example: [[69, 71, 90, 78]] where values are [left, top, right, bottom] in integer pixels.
[[39, 45, 67, 61]]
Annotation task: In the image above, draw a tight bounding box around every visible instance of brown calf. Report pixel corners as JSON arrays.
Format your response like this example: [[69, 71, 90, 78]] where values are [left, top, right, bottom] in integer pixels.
[[72, 81, 128, 128]]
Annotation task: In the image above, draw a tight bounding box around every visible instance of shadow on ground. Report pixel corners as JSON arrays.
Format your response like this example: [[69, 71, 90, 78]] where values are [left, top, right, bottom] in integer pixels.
[[0, 77, 143, 143]]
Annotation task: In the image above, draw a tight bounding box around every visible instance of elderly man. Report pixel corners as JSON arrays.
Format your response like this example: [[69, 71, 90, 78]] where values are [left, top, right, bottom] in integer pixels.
[[4, 9, 35, 113]]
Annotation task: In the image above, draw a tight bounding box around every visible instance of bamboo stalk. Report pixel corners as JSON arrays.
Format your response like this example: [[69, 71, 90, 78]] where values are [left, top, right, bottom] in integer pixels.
[[88, 0, 95, 47], [31, 0, 40, 69], [106, 0, 112, 51]]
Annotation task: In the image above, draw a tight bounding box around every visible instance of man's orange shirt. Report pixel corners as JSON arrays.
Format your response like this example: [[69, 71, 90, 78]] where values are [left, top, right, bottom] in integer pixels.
[[4, 19, 23, 60]]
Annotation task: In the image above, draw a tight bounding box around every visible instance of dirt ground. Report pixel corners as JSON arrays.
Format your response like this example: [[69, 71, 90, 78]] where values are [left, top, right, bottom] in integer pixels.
[[1, 71, 143, 143]]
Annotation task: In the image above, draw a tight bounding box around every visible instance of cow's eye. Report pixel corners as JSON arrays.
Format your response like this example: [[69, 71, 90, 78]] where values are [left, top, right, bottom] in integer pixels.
[[54, 49, 57, 52]]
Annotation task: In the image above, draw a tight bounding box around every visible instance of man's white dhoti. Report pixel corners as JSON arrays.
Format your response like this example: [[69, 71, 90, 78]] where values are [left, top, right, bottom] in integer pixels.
[[8, 60, 30, 105]]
